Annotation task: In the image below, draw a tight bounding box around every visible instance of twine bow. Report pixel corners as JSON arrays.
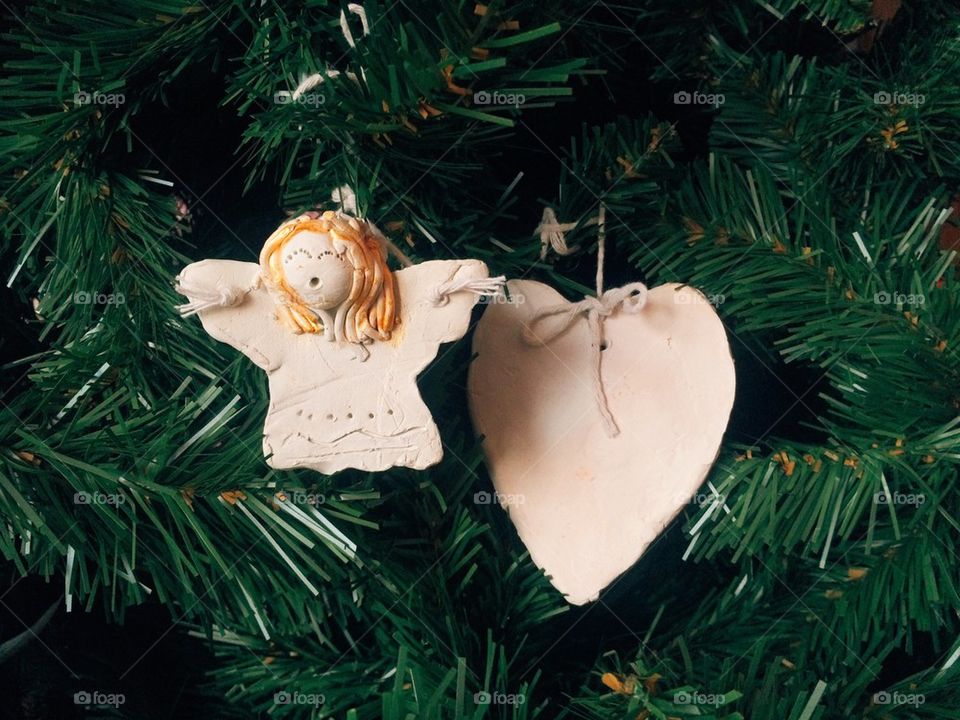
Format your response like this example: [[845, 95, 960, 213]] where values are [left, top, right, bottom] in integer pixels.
[[523, 205, 648, 437], [522, 283, 647, 437]]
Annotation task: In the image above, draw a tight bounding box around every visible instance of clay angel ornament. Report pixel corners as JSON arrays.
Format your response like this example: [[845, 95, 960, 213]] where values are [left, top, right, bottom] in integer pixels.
[[175, 211, 502, 474]]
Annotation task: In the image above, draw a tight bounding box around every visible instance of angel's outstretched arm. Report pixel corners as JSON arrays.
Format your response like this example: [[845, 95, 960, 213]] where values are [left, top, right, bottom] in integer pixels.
[[175, 259, 286, 371], [394, 259, 493, 353]]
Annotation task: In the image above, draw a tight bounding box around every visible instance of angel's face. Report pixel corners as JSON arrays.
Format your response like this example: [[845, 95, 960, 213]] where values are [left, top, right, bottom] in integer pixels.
[[281, 231, 354, 310]]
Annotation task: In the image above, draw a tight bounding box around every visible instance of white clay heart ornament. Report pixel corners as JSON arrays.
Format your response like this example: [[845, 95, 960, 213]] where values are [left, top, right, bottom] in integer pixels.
[[468, 279, 736, 605]]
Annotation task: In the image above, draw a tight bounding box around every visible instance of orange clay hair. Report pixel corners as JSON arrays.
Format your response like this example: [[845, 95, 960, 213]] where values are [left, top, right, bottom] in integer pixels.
[[258, 211, 399, 342]]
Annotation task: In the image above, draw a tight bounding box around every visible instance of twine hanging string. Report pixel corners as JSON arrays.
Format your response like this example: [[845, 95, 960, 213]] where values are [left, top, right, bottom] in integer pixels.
[[289, 3, 369, 104], [324, 188, 414, 268], [536, 207, 600, 259], [522, 205, 648, 437]]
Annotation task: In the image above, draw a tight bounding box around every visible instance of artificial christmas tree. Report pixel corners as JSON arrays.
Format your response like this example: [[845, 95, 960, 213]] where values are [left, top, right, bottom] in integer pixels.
[[1, 1, 958, 718]]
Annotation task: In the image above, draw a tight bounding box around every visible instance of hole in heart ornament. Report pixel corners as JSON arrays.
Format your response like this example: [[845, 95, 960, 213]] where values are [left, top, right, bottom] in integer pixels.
[[467, 279, 736, 605]]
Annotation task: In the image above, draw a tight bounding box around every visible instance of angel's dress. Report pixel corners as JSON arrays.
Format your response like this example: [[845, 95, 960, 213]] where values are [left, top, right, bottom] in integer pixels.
[[176, 258, 488, 473]]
